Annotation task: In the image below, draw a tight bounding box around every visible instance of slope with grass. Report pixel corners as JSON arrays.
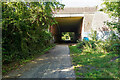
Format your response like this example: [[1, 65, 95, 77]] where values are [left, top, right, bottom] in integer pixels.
[[69, 41, 119, 79]]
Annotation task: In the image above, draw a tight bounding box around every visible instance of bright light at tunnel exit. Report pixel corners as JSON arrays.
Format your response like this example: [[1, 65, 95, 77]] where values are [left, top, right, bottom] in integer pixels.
[[61, 32, 75, 41]]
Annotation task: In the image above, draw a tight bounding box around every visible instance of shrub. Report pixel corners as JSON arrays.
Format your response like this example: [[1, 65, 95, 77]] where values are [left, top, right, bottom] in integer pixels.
[[77, 41, 85, 49], [2, 2, 65, 65], [110, 43, 120, 54]]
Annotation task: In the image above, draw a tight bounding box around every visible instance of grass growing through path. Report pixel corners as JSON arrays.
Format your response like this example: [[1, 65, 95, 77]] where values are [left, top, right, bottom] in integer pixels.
[[69, 43, 119, 79]]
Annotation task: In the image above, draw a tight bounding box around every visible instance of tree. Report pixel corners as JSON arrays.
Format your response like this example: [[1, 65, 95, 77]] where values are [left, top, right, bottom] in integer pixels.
[[2, 1, 65, 64], [101, 1, 120, 33]]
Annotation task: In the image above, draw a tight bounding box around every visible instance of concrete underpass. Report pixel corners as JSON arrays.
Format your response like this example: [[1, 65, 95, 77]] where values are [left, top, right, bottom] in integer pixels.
[[50, 7, 110, 43], [51, 17, 83, 43]]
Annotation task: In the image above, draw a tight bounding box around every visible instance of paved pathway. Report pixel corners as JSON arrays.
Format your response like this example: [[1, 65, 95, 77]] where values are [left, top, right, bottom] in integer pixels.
[[4, 45, 76, 78]]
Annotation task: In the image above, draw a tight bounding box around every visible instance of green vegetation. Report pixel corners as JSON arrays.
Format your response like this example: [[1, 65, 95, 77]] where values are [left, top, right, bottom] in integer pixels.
[[69, 9, 120, 77], [61, 32, 75, 41], [70, 2, 119, 78], [62, 32, 71, 40], [2, 44, 55, 75], [69, 39, 119, 78], [101, 1, 120, 33], [2, 2, 64, 75], [69, 1, 120, 78], [69, 29, 120, 78]]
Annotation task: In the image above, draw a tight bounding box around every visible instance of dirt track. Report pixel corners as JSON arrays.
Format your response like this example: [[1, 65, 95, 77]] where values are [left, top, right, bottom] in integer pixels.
[[3, 45, 75, 78]]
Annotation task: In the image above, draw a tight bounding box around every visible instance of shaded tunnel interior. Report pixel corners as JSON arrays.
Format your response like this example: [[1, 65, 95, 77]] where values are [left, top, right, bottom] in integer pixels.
[[52, 17, 83, 43]]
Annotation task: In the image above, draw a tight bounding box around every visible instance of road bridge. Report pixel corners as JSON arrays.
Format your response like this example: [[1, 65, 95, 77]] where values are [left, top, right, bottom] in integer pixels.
[[50, 7, 111, 42]]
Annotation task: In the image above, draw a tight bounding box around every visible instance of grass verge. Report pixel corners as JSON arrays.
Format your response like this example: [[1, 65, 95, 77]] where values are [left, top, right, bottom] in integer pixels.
[[2, 44, 55, 75], [69, 44, 119, 79]]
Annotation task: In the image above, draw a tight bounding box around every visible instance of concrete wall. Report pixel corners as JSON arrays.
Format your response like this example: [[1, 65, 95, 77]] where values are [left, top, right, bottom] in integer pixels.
[[81, 14, 94, 39], [50, 24, 61, 42], [82, 12, 112, 40], [53, 7, 113, 42], [77, 18, 83, 40]]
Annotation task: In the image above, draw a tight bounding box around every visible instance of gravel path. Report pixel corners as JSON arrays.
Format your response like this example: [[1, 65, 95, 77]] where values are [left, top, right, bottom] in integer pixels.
[[3, 45, 76, 79]]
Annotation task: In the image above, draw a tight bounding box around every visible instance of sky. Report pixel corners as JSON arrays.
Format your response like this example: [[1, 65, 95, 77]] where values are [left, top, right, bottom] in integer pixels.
[[60, 0, 103, 8]]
